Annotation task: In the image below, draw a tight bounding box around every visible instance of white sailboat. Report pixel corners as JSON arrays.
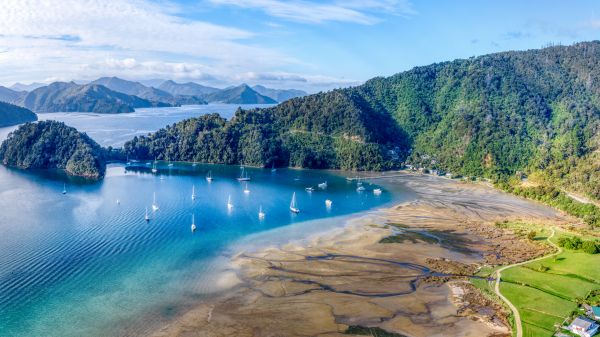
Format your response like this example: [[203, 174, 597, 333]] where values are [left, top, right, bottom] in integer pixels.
[[62, 183, 67, 195], [145, 207, 150, 222], [192, 160, 197, 167], [373, 188, 382, 195], [356, 178, 365, 192], [206, 170, 213, 182], [152, 192, 159, 211], [191, 214, 196, 232], [318, 181, 328, 189], [290, 192, 300, 213], [325, 199, 333, 208], [191, 185, 196, 200], [227, 195, 233, 210], [237, 167, 250, 181], [151, 160, 158, 173], [243, 182, 250, 194], [168, 160, 174, 167], [271, 162, 276, 173], [258, 205, 265, 219]]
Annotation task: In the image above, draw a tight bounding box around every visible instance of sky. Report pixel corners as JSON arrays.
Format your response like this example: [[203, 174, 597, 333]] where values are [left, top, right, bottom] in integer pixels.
[[1, 0, 600, 92]]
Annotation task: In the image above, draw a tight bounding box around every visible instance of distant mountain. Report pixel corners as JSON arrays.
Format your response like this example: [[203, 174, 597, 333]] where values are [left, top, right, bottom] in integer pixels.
[[203, 84, 277, 104], [139, 79, 169, 88], [90, 77, 206, 106], [20, 82, 162, 113], [0, 86, 26, 104], [252, 85, 307, 102], [10, 82, 46, 92], [0, 101, 37, 127], [158, 80, 220, 97]]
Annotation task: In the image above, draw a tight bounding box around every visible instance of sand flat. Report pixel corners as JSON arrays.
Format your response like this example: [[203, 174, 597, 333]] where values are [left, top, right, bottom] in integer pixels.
[[151, 173, 570, 337]]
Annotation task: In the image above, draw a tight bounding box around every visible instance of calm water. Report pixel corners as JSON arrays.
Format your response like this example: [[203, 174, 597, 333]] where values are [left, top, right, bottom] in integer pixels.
[[0, 105, 411, 337]]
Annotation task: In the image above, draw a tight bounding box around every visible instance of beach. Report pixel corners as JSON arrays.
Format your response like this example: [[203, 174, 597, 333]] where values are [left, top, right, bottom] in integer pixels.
[[149, 173, 571, 337]]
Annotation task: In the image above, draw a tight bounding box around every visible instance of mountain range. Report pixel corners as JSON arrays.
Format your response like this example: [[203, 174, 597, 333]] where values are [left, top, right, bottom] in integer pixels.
[[0, 78, 307, 114], [18, 82, 165, 113]]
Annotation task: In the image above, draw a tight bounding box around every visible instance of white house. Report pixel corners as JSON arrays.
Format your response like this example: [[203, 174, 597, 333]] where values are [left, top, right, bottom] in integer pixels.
[[569, 316, 599, 337]]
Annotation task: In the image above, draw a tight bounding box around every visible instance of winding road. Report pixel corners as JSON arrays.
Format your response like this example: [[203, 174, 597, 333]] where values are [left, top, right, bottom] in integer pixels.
[[493, 228, 561, 337]]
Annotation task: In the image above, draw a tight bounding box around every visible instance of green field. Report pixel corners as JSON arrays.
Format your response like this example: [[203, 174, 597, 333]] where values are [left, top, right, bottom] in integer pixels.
[[473, 226, 600, 337]]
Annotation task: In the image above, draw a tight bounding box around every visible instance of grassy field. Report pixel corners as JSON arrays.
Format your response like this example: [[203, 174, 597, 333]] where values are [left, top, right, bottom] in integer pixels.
[[473, 223, 600, 337]]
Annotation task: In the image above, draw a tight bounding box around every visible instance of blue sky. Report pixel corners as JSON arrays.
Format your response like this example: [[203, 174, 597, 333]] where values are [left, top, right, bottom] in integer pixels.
[[1, 0, 600, 91]]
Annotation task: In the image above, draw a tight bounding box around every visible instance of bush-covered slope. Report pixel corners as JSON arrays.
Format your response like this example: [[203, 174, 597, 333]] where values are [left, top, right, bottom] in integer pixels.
[[358, 41, 600, 199], [0, 121, 106, 178], [124, 88, 407, 170], [0, 102, 37, 127]]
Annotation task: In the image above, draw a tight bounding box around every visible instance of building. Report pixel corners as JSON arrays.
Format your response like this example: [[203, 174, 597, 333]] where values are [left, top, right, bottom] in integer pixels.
[[568, 316, 599, 337], [593, 307, 600, 320]]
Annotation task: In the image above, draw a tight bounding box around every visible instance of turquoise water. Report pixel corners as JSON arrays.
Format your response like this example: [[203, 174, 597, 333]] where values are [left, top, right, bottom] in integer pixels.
[[0, 106, 410, 336]]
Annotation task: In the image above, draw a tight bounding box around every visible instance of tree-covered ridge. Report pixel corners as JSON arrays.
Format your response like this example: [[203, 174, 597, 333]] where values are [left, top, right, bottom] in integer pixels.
[[0, 101, 37, 127], [381, 42, 600, 198], [124, 90, 406, 171], [0, 121, 106, 178]]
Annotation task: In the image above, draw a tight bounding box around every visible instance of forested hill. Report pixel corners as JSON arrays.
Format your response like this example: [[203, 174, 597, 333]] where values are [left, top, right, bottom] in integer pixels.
[[0, 121, 106, 178], [124, 41, 600, 198], [124, 88, 405, 170]]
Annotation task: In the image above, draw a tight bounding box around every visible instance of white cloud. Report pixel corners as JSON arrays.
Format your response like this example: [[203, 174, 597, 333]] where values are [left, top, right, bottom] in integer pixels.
[[209, 0, 415, 24], [0, 0, 362, 91]]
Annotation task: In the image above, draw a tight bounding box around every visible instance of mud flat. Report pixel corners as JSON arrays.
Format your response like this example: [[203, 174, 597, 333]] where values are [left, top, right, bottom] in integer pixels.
[[150, 173, 571, 337]]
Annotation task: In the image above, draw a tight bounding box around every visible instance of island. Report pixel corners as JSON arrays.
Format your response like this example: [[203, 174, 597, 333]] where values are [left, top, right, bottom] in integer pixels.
[[0, 120, 106, 178], [0, 101, 37, 127]]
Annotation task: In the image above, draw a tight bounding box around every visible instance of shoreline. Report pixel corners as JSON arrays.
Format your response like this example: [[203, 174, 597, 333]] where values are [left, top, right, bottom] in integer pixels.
[[149, 173, 571, 337]]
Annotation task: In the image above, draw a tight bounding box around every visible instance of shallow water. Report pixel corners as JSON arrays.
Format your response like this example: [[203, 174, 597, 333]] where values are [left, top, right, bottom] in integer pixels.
[[0, 105, 412, 336]]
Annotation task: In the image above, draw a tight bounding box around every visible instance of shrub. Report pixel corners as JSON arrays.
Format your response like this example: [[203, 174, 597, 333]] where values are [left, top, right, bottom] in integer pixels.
[[582, 240, 599, 254], [527, 231, 537, 241]]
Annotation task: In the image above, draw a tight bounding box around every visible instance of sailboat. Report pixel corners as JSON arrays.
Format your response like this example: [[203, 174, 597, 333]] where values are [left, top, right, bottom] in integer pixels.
[[206, 170, 213, 182], [62, 183, 67, 195], [305, 186, 314, 192], [356, 178, 365, 192], [325, 199, 333, 208], [191, 185, 196, 200], [227, 195, 233, 210], [168, 160, 174, 167], [152, 192, 159, 211], [258, 205, 265, 219], [318, 181, 328, 189], [191, 214, 196, 232], [290, 192, 300, 213], [192, 160, 197, 167], [271, 162, 276, 173], [373, 188, 382, 195], [243, 182, 250, 194], [237, 167, 250, 181], [151, 160, 158, 173], [145, 207, 150, 222]]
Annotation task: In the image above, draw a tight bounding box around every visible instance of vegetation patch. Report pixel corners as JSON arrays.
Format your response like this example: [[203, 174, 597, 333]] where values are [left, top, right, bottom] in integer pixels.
[[493, 229, 600, 337]]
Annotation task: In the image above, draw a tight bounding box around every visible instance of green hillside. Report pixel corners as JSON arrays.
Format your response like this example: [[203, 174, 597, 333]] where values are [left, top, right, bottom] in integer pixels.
[[0, 121, 106, 178]]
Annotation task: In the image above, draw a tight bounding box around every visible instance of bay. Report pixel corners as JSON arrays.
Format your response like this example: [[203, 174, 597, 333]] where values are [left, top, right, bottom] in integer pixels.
[[0, 105, 412, 336]]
